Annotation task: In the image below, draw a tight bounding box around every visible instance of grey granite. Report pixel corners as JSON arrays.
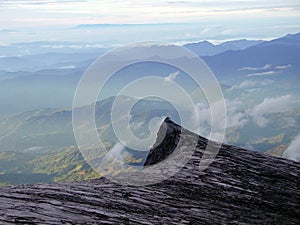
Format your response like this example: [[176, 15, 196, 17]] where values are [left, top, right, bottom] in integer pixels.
[[0, 118, 299, 224]]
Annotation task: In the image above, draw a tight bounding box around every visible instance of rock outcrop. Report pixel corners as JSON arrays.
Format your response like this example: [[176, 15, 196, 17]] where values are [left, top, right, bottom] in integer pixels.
[[0, 118, 299, 224]]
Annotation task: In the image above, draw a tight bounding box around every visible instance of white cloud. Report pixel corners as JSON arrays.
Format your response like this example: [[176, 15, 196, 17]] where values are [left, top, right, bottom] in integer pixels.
[[275, 64, 292, 70], [260, 79, 274, 86], [229, 80, 257, 90], [229, 79, 274, 91], [191, 101, 222, 139], [241, 64, 293, 72], [164, 71, 180, 82], [250, 95, 294, 127], [240, 64, 272, 71], [192, 99, 248, 138], [245, 88, 257, 93], [247, 70, 277, 77], [283, 134, 300, 162], [0, 3, 299, 45], [226, 100, 249, 128], [240, 63, 292, 78], [105, 142, 128, 163], [241, 64, 292, 77], [194, 94, 296, 133]]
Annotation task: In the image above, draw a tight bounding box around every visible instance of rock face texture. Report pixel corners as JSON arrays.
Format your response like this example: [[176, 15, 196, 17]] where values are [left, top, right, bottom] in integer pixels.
[[144, 117, 183, 166], [0, 118, 300, 224]]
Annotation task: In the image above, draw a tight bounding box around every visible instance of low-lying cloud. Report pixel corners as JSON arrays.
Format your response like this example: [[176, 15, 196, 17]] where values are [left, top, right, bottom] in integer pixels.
[[247, 71, 277, 77], [275, 64, 292, 70], [192, 99, 248, 140], [250, 95, 294, 127], [164, 71, 180, 82], [283, 134, 300, 162], [193, 95, 295, 137], [239, 64, 292, 77], [229, 79, 273, 90], [240, 64, 272, 71], [105, 142, 128, 164], [240, 64, 292, 72]]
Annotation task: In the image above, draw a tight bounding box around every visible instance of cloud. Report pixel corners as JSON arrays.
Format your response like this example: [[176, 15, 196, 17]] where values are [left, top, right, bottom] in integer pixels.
[[260, 79, 274, 86], [228, 95, 295, 128], [192, 99, 248, 137], [225, 100, 249, 128], [250, 95, 294, 127], [241, 64, 292, 77], [1, 0, 299, 47], [239, 63, 292, 78], [104, 142, 128, 163], [192, 93, 297, 146], [229, 79, 274, 90], [275, 64, 292, 70], [191, 101, 223, 140], [241, 64, 292, 72], [41, 43, 106, 49], [229, 80, 257, 90], [1, 6, 299, 45], [240, 64, 272, 71], [283, 134, 300, 162], [0, 29, 19, 33], [0, 0, 86, 6], [164, 71, 180, 82], [247, 71, 277, 77], [193, 94, 295, 133]]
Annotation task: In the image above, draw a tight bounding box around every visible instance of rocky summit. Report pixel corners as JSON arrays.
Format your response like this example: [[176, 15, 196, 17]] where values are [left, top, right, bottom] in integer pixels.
[[0, 118, 299, 224]]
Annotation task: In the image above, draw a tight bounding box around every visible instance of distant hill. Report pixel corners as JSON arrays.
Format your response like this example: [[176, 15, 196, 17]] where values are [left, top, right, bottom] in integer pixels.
[[184, 39, 263, 56], [203, 32, 300, 84], [0, 33, 299, 187], [0, 97, 175, 185], [0, 95, 299, 186], [0, 52, 99, 72]]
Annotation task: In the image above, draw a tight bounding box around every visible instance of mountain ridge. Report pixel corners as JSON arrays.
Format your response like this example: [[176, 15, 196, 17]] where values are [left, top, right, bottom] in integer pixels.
[[203, 32, 300, 84], [184, 39, 264, 56], [0, 118, 299, 224]]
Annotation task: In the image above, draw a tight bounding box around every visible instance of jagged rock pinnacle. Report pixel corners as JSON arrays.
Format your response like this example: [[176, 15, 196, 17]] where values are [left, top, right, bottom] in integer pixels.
[[144, 117, 182, 166], [0, 119, 299, 224]]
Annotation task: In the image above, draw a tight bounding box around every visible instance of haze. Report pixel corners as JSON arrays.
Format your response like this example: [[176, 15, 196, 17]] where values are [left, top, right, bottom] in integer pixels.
[[1, 0, 300, 45]]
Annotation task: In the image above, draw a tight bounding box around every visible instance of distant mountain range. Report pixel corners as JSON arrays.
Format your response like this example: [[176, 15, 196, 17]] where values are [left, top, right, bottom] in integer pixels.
[[0, 95, 298, 159], [184, 39, 264, 56], [0, 97, 177, 185], [203, 32, 300, 84], [1, 32, 299, 116], [0, 33, 299, 185]]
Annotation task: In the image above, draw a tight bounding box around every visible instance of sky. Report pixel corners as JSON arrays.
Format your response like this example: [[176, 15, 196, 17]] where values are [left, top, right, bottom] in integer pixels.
[[0, 0, 300, 44]]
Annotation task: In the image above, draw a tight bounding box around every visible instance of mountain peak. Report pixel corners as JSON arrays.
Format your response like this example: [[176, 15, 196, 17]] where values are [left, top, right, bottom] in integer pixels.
[[184, 39, 262, 56], [0, 119, 299, 224], [283, 32, 300, 41], [144, 117, 182, 166]]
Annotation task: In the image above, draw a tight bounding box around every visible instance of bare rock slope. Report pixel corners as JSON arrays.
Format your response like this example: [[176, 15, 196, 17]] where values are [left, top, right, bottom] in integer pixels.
[[0, 118, 299, 224]]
